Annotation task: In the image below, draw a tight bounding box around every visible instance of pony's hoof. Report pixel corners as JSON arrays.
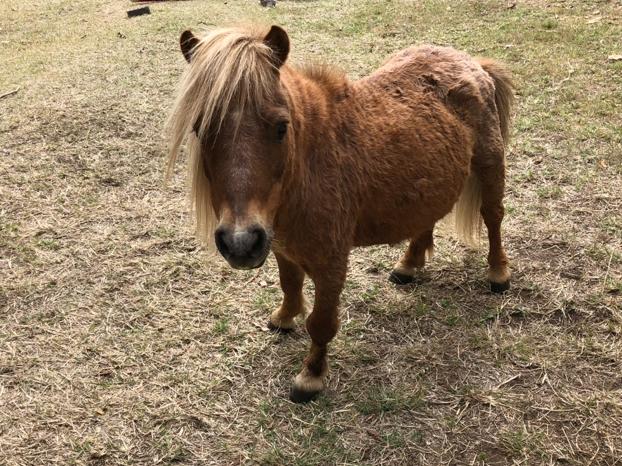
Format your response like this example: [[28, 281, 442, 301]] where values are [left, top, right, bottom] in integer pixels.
[[290, 368, 325, 403], [490, 280, 510, 293], [267, 320, 294, 334], [289, 386, 320, 403], [389, 270, 414, 285]]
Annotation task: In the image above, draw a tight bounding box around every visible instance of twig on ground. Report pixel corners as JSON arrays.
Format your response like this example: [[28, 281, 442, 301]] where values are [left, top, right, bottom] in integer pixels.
[[494, 374, 521, 390], [602, 249, 614, 290], [0, 87, 19, 99]]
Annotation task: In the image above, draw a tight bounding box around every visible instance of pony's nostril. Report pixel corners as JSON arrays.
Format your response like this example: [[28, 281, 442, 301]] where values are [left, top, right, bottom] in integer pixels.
[[248, 227, 267, 256], [214, 227, 230, 257]]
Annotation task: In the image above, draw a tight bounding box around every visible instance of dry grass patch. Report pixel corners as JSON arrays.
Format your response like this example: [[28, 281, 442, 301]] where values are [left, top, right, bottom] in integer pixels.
[[1, 0, 621, 464]]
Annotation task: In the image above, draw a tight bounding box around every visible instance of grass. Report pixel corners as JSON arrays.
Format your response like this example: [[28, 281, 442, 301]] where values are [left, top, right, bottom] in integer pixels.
[[1, 0, 621, 464]]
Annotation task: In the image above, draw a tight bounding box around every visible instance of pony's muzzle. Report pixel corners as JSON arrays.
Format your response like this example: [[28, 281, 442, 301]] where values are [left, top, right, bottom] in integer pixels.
[[214, 224, 270, 269]]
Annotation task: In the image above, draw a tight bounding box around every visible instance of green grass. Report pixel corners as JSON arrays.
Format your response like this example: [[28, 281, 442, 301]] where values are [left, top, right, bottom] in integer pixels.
[[355, 387, 424, 415], [1, 0, 621, 465]]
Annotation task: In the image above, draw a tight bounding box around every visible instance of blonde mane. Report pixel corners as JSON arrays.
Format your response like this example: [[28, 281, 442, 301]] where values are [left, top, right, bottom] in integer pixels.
[[166, 26, 279, 245], [298, 63, 348, 99]]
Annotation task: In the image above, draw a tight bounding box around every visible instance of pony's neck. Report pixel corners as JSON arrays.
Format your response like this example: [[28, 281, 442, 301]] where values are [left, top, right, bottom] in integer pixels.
[[281, 64, 350, 179], [271, 65, 352, 240]]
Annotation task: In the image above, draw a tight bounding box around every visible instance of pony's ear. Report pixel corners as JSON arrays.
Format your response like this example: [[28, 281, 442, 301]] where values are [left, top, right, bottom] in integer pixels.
[[263, 25, 289, 68], [180, 30, 199, 63]]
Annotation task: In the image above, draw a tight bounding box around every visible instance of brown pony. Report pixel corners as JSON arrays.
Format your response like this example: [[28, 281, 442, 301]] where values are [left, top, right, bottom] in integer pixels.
[[167, 25, 514, 402]]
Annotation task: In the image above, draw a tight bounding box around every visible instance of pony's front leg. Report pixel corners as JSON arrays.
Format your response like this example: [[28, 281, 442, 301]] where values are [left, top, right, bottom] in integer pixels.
[[268, 252, 306, 333], [290, 264, 346, 403]]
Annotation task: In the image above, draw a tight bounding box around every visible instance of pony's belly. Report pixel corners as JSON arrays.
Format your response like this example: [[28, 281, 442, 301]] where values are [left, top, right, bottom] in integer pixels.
[[353, 225, 413, 247], [353, 205, 446, 247], [352, 174, 466, 246]]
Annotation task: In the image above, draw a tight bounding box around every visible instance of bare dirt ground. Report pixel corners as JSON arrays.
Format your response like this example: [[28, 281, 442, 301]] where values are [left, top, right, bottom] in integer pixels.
[[1, 1, 621, 464]]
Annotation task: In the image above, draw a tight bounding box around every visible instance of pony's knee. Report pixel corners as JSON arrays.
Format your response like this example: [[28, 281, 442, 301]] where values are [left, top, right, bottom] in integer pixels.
[[305, 313, 339, 346]]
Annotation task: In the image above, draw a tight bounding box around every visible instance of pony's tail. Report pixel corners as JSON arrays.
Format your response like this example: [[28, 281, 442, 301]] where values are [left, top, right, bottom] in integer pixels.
[[454, 172, 482, 247], [454, 59, 514, 246], [477, 58, 515, 145]]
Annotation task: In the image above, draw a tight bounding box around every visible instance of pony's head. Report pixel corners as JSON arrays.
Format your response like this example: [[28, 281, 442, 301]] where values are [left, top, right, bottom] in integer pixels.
[[167, 25, 291, 270]]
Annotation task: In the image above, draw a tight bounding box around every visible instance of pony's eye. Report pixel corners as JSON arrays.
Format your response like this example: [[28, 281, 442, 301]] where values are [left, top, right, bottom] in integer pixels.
[[276, 121, 288, 142]]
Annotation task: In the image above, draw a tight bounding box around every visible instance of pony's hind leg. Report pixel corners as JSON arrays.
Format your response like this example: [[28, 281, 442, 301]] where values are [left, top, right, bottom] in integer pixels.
[[389, 229, 434, 285], [268, 252, 306, 333], [473, 158, 511, 293]]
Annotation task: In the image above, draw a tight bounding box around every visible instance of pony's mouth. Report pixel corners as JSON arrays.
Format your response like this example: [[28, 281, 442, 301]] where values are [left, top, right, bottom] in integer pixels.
[[225, 248, 270, 270]]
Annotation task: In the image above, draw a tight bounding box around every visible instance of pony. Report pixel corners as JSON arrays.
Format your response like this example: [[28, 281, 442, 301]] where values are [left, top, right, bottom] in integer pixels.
[[167, 25, 514, 402]]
